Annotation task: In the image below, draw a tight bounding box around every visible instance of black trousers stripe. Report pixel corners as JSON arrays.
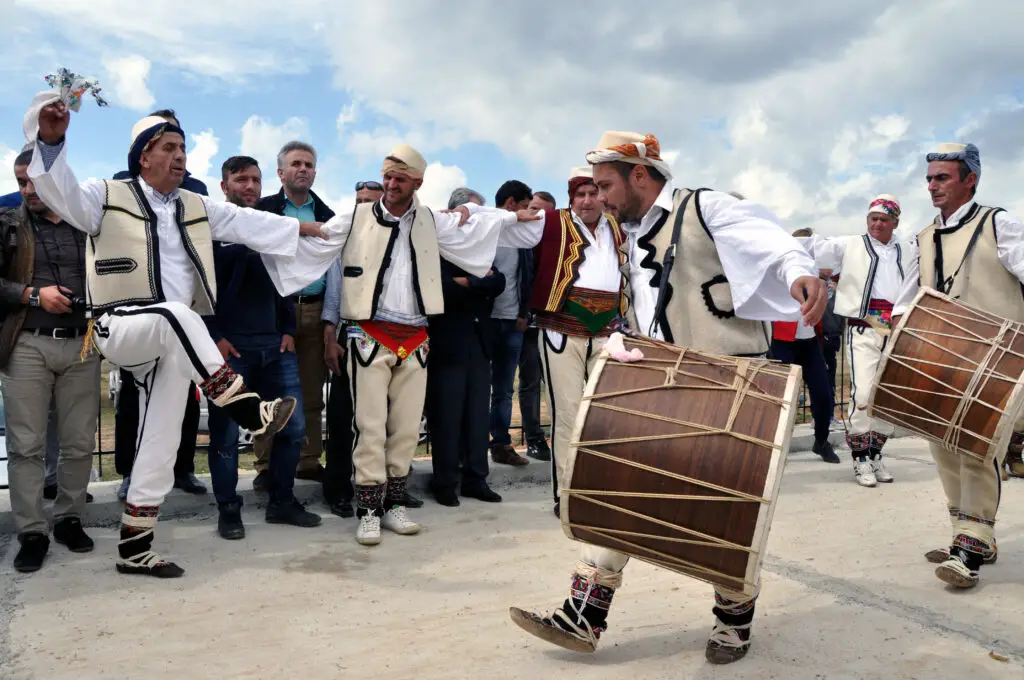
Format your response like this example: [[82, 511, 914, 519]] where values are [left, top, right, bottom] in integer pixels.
[[110, 307, 212, 381]]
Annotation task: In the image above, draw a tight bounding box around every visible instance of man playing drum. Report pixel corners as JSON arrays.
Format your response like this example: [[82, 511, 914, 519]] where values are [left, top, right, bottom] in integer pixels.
[[892, 142, 1024, 588], [798, 195, 908, 487], [509, 131, 828, 665]]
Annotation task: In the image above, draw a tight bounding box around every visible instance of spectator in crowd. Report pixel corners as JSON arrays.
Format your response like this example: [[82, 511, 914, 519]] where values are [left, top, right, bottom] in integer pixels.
[[43, 402, 93, 503], [354, 180, 384, 204], [819, 268, 844, 399], [112, 106, 207, 500], [0, 148, 100, 572], [204, 155, 320, 539], [519, 191, 555, 460], [488, 181, 534, 467], [769, 228, 839, 464], [425, 187, 506, 504], [257, 141, 335, 483]]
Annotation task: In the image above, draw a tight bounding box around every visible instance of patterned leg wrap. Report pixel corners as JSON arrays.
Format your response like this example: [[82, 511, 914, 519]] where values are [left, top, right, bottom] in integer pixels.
[[707, 592, 755, 664], [1007, 432, 1024, 476], [846, 433, 871, 460], [355, 484, 385, 517], [385, 476, 407, 508], [199, 364, 244, 405], [869, 432, 888, 459], [951, 533, 988, 571], [116, 505, 184, 578]]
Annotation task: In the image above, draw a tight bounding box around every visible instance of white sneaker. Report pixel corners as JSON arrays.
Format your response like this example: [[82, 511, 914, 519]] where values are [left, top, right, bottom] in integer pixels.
[[871, 458, 893, 483], [381, 506, 421, 535], [854, 460, 877, 487], [356, 513, 381, 546]]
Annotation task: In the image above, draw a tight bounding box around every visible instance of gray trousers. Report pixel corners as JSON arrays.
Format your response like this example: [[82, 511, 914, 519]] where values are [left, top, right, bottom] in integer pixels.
[[1, 332, 100, 535]]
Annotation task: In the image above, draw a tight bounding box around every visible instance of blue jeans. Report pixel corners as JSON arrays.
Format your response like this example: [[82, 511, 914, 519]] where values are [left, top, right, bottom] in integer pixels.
[[489, 320, 524, 446], [207, 343, 305, 506]]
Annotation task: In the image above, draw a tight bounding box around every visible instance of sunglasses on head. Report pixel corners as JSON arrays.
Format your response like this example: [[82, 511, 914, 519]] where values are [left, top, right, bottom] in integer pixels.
[[355, 181, 383, 191]]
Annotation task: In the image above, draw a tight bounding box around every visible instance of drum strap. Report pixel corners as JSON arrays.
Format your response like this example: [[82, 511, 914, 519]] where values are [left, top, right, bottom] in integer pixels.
[[937, 208, 1001, 295], [651, 189, 701, 337]]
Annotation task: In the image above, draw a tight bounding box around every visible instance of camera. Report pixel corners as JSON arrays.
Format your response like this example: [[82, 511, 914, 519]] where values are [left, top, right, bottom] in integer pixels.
[[69, 296, 87, 313]]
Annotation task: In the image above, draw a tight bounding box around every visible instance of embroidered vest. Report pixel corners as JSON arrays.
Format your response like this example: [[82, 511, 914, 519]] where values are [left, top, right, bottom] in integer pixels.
[[624, 188, 769, 356], [917, 202, 1024, 321], [88, 180, 215, 316], [527, 209, 627, 315], [338, 200, 444, 322], [834, 234, 905, 319]]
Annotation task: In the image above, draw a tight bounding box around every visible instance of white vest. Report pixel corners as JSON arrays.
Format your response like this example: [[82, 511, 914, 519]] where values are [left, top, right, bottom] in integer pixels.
[[917, 203, 1024, 321], [834, 234, 906, 319], [624, 188, 769, 356], [88, 180, 215, 316], [339, 200, 444, 321]]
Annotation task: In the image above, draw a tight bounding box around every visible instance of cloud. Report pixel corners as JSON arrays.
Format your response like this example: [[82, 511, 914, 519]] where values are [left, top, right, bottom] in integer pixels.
[[418, 162, 468, 210], [103, 55, 155, 111], [186, 129, 221, 199], [336, 101, 359, 137], [0, 144, 19, 197], [239, 115, 310, 186]]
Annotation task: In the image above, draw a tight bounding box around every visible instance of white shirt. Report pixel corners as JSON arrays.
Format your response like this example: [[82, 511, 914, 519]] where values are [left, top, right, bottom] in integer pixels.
[[621, 186, 816, 339], [571, 212, 622, 293], [28, 140, 302, 306], [800, 233, 905, 303], [892, 200, 1024, 316]]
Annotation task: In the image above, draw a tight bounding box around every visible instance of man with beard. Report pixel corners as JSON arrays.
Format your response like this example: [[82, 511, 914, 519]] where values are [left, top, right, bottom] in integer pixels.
[[25, 95, 326, 578], [797, 196, 908, 486], [260, 143, 543, 546], [892, 142, 1024, 588], [510, 131, 826, 665], [204, 156, 320, 540]]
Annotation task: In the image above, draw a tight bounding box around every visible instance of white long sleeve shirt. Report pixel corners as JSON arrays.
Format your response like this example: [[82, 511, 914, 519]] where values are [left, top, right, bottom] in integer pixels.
[[799, 233, 904, 305], [28, 139, 302, 307], [892, 200, 1024, 316], [623, 186, 816, 339]]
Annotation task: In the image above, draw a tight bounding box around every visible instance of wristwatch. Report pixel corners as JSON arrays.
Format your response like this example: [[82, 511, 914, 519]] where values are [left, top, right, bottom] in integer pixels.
[[27, 287, 40, 307]]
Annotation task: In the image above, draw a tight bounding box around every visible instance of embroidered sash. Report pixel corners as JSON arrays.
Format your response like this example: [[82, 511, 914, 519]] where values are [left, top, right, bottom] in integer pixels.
[[357, 320, 429, 359], [848, 299, 894, 329], [535, 287, 619, 336]]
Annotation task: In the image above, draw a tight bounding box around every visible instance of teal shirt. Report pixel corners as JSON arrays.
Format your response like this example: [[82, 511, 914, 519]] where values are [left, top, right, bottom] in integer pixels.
[[284, 194, 326, 296]]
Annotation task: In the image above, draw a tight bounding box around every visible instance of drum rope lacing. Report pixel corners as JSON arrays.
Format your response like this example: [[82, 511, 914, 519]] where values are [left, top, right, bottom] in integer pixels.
[[565, 339, 799, 592], [872, 299, 1024, 462]]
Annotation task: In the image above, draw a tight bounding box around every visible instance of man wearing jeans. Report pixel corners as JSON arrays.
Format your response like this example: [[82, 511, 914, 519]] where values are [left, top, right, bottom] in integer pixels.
[[257, 141, 335, 482], [205, 156, 320, 539], [488, 180, 533, 466]]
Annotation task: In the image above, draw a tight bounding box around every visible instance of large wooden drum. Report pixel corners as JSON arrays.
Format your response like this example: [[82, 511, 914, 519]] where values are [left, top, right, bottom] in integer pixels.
[[868, 287, 1024, 465], [562, 336, 802, 598]]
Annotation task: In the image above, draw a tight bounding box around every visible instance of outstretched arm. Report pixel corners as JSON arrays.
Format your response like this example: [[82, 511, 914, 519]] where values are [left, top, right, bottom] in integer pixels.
[[259, 211, 355, 298], [432, 206, 544, 278], [25, 100, 104, 235]]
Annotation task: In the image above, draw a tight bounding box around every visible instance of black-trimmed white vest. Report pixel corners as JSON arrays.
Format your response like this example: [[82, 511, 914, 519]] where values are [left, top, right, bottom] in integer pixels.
[[917, 202, 1024, 321], [88, 179, 215, 316], [622, 188, 769, 356], [338, 199, 444, 322], [834, 234, 905, 319]]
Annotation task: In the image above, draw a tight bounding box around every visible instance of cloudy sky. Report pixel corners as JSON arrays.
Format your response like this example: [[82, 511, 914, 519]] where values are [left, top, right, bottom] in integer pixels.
[[0, 1, 1021, 238]]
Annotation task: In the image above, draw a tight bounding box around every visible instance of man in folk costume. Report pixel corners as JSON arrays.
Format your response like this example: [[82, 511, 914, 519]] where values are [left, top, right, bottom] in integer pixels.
[[510, 131, 828, 665], [261, 144, 543, 546], [25, 97, 328, 578], [798, 195, 907, 487], [893, 142, 1024, 587], [525, 166, 627, 516]]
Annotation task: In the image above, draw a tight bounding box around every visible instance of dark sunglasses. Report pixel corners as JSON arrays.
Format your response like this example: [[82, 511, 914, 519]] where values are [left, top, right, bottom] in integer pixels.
[[355, 181, 383, 191]]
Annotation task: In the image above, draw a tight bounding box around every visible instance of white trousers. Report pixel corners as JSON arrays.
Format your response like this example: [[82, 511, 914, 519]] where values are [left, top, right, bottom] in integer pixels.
[[846, 326, 894, 439], [94, 302, 226, 507]]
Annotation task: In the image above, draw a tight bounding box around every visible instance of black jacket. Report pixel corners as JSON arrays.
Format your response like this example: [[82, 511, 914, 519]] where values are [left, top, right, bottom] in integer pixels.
[[427, 258, 505, 366], [515, 248, 534, 319], [258, 187, 336, 223]]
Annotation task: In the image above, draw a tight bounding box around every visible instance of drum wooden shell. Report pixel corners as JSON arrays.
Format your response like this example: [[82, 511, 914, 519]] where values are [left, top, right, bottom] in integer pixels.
[[868, 287, 1024, 465], [561, 337, 801, 598]]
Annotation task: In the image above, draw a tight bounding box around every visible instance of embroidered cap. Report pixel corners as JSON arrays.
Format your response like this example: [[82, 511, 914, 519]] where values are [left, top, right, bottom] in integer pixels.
[[867, 193, 901, 219], [926, 142, 981, 181], [585, 131, 673, 180], [381, 143, 427, 180], [568, 166, 594, 202], [127, 115, 185, 178]]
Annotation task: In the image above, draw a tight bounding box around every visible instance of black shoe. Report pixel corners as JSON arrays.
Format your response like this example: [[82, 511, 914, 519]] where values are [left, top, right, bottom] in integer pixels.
[[295, 465, 325, 482], [527, 440, 551, 461], [553, 500, 560, 518], [218, 502, 245, 540], [13, 533, 49, 573], [86, 492, 94, 503], [43, 484, 57, 500], [328, 499, 354, 518], [252, 471, 270, 492], [116, 560, 185, 578], [432, 486, 460, 507], [53, 517, 94, 553], [266, 499, 322, 528], [462, 483, 502, 503], [812, 439, 841, 464], [174, 473, 208, 494], [400, 491, 424, 508]]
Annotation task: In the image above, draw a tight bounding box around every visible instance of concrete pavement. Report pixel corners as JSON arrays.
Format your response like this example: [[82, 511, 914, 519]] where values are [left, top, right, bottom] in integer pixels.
[[0, 435, 1021, 679]]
